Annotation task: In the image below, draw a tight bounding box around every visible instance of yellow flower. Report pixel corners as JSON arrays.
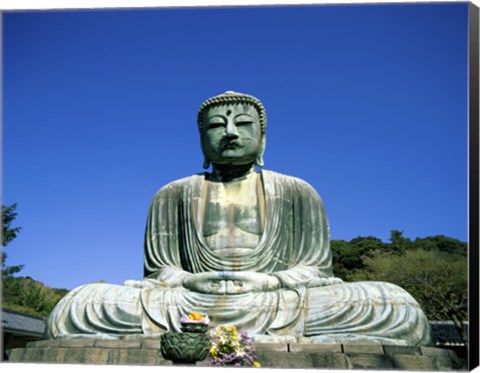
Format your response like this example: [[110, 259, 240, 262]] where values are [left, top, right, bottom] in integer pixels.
[[209, 347, 218, 357], [225, 325, 237, 333], [187, 311, 205, 321], [253, 361, 261, 368]]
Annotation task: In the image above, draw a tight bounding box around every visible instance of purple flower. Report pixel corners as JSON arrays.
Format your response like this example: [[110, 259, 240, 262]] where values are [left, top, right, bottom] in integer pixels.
[[208, 325, 259, 367]]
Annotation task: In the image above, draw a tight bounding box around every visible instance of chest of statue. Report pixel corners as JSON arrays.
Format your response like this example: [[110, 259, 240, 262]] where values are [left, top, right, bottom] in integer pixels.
[[201, 172, 265, 254]]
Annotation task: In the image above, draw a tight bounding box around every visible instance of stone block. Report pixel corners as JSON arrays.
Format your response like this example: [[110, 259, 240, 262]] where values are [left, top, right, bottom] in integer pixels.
[[41, 347, 69, 363], [21, 347, 45, 362], [27, 339, 62, 348], [384, 345, 421, 356], [121, 334, 151, 341], [253, 334, 297, 344], [420, 346, 452, 358], [94, 339, 141, 349], [447, 348, 461, 359], [8, 348, 26, 361], [392, 354, 439, 370], [441, 345, 468, 359], [254, 342, 288, 352], [434, 356, 455, 370], [80, 348, 110, 364], [343, 344, 384, 354], [452, 358, 468, 370], [62, 348, 87, 364], [290, 343, 342, 353], [309, 352, 349, 368], [110, 348, 164, 366], [345, 353, 394, 369], [155, 352, 174, 365], [195, 359, 212, 367], [142, 339, 161, 349], [28, 347, 51, 363], [257, 351, 313, 368], [60, 339, 96, 348]]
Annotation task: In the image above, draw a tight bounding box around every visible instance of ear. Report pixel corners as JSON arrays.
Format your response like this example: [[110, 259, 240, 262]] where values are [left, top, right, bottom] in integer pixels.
[[203, 158, 211, 169], [255, 136, 266, 168], [200, 134, 211, 169]]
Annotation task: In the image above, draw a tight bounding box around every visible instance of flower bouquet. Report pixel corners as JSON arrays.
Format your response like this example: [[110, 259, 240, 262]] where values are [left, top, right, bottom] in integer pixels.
[[209, 325, 261, 368]]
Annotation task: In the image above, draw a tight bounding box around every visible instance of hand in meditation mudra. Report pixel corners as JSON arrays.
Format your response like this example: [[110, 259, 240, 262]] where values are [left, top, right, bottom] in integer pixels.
[[45, 91, 433, 346]]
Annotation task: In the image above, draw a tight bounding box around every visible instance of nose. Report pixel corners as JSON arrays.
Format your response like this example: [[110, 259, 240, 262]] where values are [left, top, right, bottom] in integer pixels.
[[225, 118, 239, 138]]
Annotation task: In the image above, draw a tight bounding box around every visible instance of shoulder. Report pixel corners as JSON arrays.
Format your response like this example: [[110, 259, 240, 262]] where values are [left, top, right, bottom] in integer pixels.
[[262, 169, 324, 204], [151, 174, 203, 200], [262, 169, 318, 191]]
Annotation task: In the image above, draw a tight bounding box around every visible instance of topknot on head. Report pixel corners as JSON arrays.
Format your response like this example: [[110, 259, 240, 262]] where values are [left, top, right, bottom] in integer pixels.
[[197, 91, 267, 134]]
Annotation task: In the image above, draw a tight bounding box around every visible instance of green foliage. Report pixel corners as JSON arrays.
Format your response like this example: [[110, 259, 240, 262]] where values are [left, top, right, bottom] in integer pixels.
[[2, 204, 21, 247], [331, 230, 468, 344], [331, 237, 386, 280], [3, 276, 68, 317], [2, 264, 25, 277], [348, 250, 467, 320], [2, 203, 26, 290], [389, 229, 413, 254], [414, 235, 467, 256], [1, 203, 68, 317], [1, 204, 23, 271], [331, 230, 467, 280], [348, 249, 468, 343]]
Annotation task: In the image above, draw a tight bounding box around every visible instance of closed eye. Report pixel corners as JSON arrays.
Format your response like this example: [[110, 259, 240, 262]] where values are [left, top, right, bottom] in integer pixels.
[[236, 121, 253, 126], [207, 122, 225, 129]]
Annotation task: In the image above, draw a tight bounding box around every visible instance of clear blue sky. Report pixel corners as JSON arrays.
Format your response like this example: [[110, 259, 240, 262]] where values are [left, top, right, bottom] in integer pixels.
[[3, 3, 469, 290]]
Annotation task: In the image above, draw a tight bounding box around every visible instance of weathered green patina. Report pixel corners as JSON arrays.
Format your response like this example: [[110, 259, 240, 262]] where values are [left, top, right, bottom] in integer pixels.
[[44, 91, 433, 346]]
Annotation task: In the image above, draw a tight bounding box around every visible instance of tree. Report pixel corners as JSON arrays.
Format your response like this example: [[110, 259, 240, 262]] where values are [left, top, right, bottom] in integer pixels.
[[348, 249, 468, 345], [388, 230, 413, 254], [3, 276, 69, 317], [1, 204, 24, 276], [331, 231, 468, 345], [331, 236, 386, 280], [1, 204, 69, 316], [2, 204, 21, 246], [414, 235, 467, 257]]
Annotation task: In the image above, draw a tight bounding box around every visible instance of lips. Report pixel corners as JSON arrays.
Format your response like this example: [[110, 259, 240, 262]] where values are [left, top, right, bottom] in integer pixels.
[[222, 141, 241, 150]]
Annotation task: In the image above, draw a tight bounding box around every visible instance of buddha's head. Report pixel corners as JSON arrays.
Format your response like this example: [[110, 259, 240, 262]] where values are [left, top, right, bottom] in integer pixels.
[[197, 91, 267, 169]]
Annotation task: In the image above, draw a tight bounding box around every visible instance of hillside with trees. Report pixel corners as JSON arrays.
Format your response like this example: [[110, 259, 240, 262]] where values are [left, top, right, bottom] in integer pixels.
[[331, 230, 468, 343], [2, 204, 68, 317]]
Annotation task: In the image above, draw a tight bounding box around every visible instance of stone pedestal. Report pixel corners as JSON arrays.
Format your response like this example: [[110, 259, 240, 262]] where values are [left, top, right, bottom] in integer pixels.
[[8, 338, 172, 366], [8, 339, 468, 370]]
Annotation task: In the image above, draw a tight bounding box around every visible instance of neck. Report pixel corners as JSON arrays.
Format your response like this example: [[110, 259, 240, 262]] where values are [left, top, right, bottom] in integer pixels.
[[210, 163, 256, 182]]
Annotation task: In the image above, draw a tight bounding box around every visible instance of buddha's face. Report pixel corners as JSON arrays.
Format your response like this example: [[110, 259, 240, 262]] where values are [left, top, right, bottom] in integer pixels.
[[201, 104, 263, 166]]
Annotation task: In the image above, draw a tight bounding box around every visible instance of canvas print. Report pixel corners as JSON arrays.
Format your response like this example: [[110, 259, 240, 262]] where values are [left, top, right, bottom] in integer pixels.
[[1, 1, 477, 371]]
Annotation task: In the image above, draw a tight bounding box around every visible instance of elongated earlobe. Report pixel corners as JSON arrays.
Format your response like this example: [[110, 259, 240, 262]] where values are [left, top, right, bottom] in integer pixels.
[[203, 158, 211, 169], [256, 137, 266, 168]]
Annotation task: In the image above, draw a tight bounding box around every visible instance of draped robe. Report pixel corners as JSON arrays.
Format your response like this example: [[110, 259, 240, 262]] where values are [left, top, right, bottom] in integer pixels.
[[45, 170, 433, 346]]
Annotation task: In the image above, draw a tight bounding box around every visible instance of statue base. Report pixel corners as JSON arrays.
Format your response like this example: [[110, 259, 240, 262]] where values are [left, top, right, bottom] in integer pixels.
[[8, 338, 467, 370]]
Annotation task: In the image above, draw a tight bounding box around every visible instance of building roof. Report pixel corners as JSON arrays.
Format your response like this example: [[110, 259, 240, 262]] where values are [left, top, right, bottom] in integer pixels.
[[2, 308, 46, 337], [430, 321, 467, 346]]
